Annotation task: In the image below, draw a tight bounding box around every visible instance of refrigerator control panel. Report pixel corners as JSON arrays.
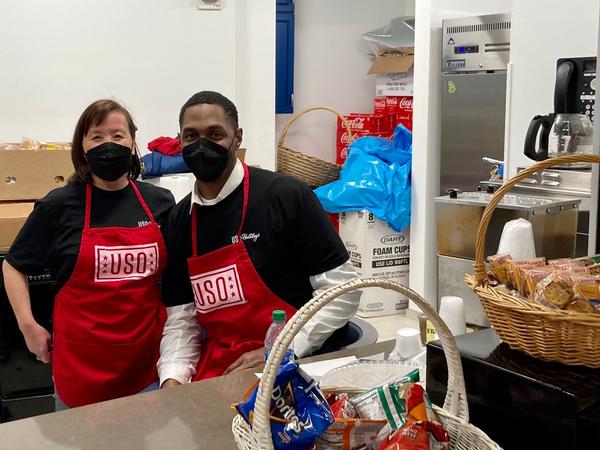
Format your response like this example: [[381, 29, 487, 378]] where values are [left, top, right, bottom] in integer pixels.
[[442, 13, 511, 73]]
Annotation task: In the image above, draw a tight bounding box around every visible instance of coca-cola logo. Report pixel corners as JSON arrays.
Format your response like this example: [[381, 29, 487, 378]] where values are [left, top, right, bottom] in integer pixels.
[[346, 117, 366, 130], [386, 97, 398, 106], [399, 97, 413, 110], [341, 133, 351, 144], [341, 147, 348, 158], [374, 98, 386, 107]]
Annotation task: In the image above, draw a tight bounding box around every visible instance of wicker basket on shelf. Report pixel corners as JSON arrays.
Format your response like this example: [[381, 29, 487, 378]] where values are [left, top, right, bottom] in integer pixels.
[[276, 106, 352, 188], [466, 153, 600, 368], [231, 278, 502, 450]]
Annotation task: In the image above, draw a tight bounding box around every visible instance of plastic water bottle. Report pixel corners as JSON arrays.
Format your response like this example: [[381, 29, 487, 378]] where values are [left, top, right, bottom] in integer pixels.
[[264, 310, 294, 364]]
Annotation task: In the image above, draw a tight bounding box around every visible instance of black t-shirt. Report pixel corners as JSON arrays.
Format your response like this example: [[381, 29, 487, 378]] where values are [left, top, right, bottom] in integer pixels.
[[161, 167, 348, 309], [6, 181, 175, 291]]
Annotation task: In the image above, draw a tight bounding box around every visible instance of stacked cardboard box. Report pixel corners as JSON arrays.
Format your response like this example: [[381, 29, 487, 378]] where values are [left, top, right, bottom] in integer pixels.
[[0, 146, 73, 251], [335, 52, 413, 166], [340, 211, 410, 317], [335, 46, 414, 315]]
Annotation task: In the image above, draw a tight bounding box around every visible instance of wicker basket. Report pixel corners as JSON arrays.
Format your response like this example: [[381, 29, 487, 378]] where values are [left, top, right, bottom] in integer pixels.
[[232, 278, 502, 450], [276, 106, 353, 188], [466, 153, 600, 368]]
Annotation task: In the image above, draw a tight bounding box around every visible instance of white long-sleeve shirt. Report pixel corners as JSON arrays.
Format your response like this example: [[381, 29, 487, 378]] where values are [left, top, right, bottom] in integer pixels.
[[158, 261, 360, 385]]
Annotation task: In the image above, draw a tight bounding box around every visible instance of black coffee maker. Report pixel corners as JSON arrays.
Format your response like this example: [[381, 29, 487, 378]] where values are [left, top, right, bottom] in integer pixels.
[[523, 56, 596, 167]]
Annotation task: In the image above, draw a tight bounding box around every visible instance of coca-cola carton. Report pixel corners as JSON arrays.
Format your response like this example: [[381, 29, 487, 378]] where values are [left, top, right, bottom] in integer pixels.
[[336, 130, 388, 165], [382, 96, 413, 133], [336, 114, 386, 165], [374, 97, 387, 115], [337, 114, 385, 134], [396, 96, 413, 132]]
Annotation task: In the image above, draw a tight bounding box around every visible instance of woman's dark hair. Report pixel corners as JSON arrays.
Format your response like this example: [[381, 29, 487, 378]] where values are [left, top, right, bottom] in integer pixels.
[[69, 99, 142, 183]]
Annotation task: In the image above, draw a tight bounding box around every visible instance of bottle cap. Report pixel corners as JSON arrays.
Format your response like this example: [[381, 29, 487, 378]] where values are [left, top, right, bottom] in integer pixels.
[[272, 310, 286, 323]]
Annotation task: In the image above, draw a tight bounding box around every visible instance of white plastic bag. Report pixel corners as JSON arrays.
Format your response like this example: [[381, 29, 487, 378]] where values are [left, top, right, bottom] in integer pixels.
[[496, 218, 536, 260]]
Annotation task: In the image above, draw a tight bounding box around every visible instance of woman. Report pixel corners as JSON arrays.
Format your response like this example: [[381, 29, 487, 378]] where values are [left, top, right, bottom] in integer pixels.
[[2, 99, 174, 409]]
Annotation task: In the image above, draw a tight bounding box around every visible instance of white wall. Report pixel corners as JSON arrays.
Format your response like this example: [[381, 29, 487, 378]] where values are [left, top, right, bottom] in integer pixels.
[[0, 0, 275, 169], [235, 1, 276, 169], [275, 0, 415, 163], [411, 0, 512, 307], [505, 0, 600, 177]]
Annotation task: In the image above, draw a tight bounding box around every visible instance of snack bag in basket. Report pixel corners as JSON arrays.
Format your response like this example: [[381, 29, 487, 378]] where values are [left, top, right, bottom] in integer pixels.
[[522, 268, 553, 300], [534, 272, 575, 309], [234, 361, 334, 449], [489, 253, 512, 285], [315, 393, 388, 450], [376, 384, 449, 450], [348, 369, 419, 430]]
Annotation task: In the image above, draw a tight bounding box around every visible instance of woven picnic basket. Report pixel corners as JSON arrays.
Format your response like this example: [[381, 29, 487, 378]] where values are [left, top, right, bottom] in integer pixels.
[[232, 277, 502, 449], [276, 106, 352, 188], [466, 153, 600, 368]]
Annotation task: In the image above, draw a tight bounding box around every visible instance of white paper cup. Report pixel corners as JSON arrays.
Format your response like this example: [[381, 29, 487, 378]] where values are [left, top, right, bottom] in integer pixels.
[[393, 328, 424, 359], [439, 296, 466, 336]]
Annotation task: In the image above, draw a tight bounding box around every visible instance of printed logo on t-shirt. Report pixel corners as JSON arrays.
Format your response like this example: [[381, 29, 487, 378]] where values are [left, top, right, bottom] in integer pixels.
[[190, 264, 247, 313], [94, 243, 159, 282], [231, 232, 261, 244]]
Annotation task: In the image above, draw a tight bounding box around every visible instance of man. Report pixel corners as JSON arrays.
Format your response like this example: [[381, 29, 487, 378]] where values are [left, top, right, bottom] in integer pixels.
[[158, 91, 360, 387]]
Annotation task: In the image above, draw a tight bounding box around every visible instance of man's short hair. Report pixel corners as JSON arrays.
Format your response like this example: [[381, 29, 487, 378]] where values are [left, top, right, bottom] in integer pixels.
[[179, 91, 239, 129]]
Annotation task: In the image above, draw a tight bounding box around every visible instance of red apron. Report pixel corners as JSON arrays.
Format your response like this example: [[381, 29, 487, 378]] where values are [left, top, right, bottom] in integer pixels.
[[52, 181, 167, 407], [188, 164, 297, 380]]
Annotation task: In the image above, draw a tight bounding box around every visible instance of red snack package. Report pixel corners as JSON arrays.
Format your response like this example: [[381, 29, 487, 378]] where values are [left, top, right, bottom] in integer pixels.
[[377, 421, 449, 450], [377, 384, 449, 450]]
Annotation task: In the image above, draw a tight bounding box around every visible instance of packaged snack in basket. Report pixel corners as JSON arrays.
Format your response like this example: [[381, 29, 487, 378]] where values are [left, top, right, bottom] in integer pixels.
[[348, 370, 419, 430], [315, 418, 388, 450], [234, 361, 334, 449], [489, 253, 512, 285], [376, 384, 449, 450], [316, 393, 388, 450], [565, 298, 597, 314], [534, 273, 575, 309], [329, 394, 357, 419], [586, 264, 600, 275], [512, 259, 547, 293], [523, 268, 554, 299], [377, 421, 449, 450], [548, 258, 573, 266]]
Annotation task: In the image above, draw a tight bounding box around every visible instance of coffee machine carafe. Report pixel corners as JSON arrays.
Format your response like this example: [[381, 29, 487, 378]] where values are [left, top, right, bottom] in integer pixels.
[[524, 57, 596, 167]]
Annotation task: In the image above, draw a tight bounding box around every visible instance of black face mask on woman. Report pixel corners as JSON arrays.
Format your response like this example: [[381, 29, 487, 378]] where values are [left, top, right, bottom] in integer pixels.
[[86, 142, 133, 182], [182, 137, 233, 182]]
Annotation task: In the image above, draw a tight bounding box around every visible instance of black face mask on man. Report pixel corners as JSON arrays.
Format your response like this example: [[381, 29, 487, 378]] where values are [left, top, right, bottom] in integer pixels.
[[182, 137, 233, 182], [86, 142, 133, 182]]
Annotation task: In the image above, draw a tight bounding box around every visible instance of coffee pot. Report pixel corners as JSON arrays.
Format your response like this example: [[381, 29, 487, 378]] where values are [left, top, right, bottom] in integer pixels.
[[524, 57, 595, 167]]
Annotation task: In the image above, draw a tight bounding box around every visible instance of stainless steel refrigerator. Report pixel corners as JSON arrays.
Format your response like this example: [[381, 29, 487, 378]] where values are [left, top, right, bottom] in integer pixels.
[[440, 13, 511, 195]]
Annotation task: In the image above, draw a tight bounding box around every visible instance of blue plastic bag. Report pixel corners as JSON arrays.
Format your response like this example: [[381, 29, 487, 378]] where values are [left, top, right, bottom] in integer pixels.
[[314, 125, 412, 232], [141, 152, 190, 178]]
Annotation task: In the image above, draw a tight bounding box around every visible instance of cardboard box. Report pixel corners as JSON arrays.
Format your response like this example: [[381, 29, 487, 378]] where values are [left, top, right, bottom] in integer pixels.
[[0, 202, 34, 251], [340, 210, 410, 317], [369, 53, 414, 97], [376, 69, 414, 97], [0, 149, 73, 201]]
